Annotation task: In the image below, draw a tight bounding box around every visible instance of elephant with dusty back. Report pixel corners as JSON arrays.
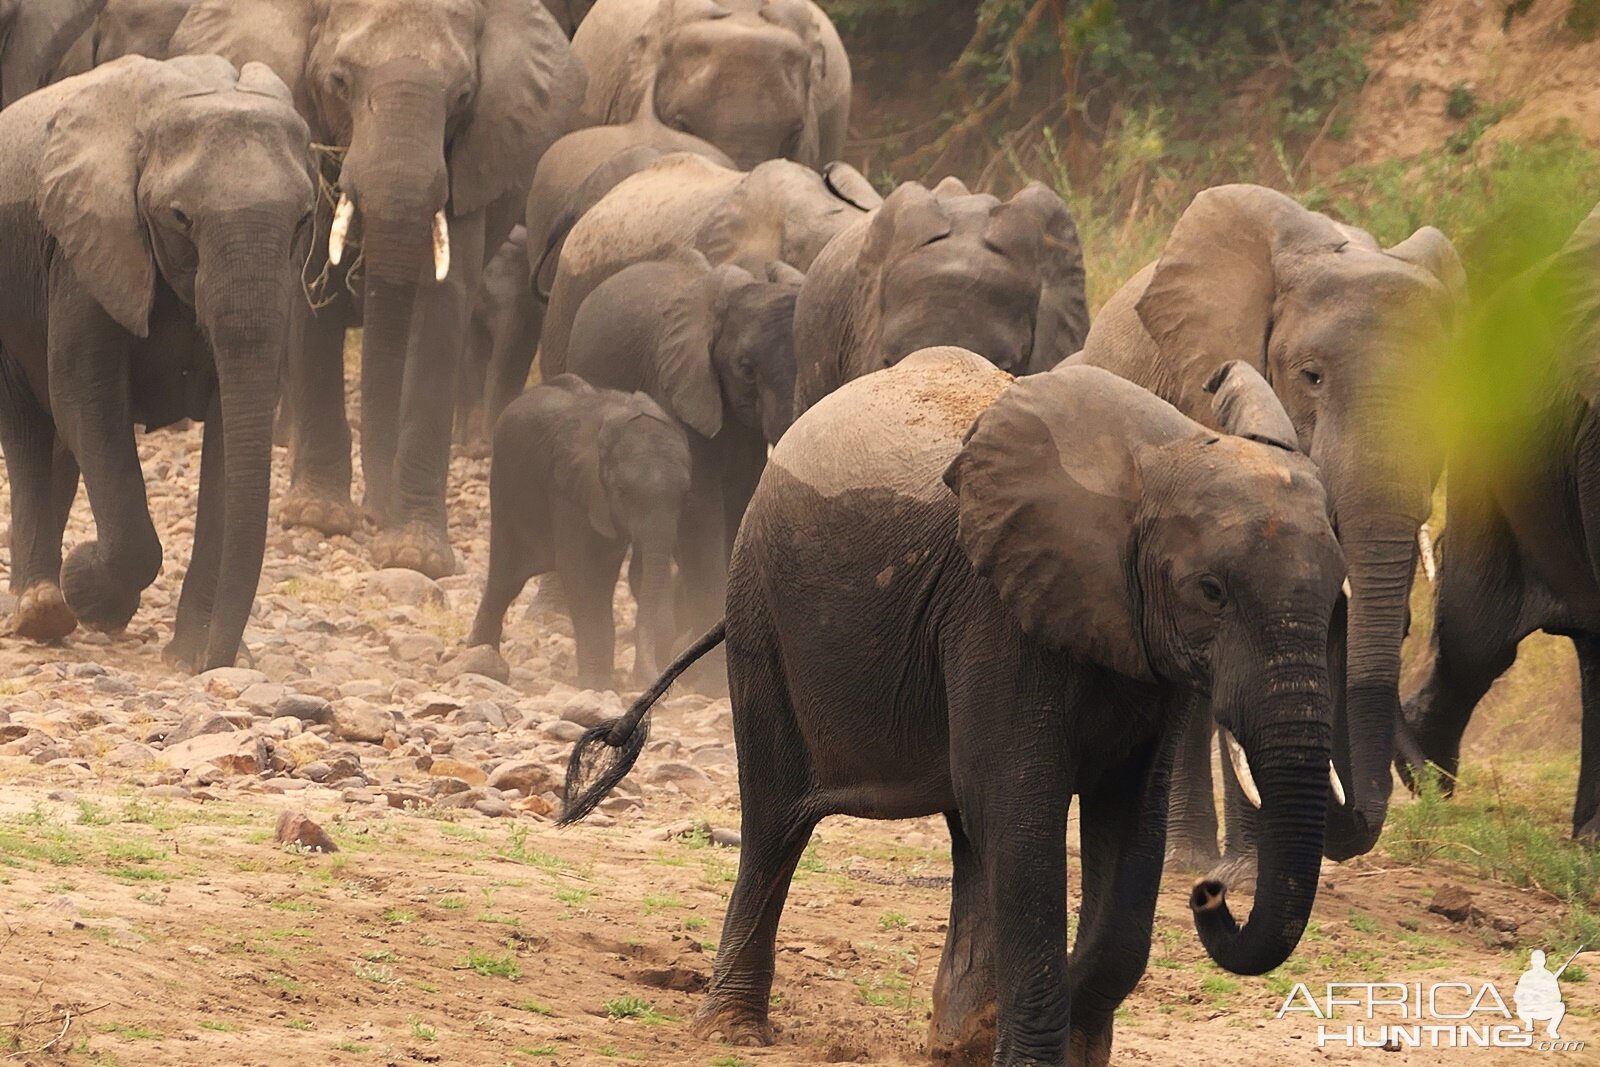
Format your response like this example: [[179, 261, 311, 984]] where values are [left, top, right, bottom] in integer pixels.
[[1075, 183, 1465, 872], [165, 0, 585, 580], [0, 55, 314, 671]]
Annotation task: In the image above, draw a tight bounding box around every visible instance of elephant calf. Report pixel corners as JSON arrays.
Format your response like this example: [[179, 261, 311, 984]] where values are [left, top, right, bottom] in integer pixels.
[[562, 348, 1346, 1065], [467, 375, 692, 690]]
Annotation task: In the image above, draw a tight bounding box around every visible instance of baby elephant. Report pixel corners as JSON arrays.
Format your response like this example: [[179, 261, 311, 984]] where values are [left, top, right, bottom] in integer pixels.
[[467, 376, 692, 689]]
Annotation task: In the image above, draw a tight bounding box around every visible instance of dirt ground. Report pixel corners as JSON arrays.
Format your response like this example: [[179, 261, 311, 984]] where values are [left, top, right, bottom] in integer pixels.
[[0, 390, 1593, 1067]]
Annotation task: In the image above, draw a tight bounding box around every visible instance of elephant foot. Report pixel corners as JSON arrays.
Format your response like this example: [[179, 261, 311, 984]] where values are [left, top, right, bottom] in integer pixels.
[[1574, 812, 1600, 847], [1163, 840, 1221, 874], [162, 633, 206, 674], [1207, 850, 1258, 890], [60, 543, 142, 632], [1068, 1022, 1113, 1067], [13, 582, 78, 642], [691, 1000, 774, 1047], [927, 1000, 995, 1065], [278, 485, 360, 536], [370, 522, 456, 579]]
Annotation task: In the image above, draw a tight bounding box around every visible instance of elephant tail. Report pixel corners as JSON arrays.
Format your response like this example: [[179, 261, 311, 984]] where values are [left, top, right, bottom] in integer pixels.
[[559, 620, 727, 825]]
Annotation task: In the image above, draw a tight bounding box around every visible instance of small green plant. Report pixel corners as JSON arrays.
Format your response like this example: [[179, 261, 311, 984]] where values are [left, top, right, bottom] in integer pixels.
[[408, 1017, 437, 1042], [1348, 914, 1379, 934], [517, 1000, 554, 1016], [381, 908, 416, 925], [604, 995, 674, 1024], [198, 1020, 237, 1032], [555, 887, 592, 907], [463, 948, 521, 979], [877, 911, 909, 931], [284, 1019, 312, 1031], [1445, 82, 1477, 120], [360, 949, 395, 962], [503, 825, 572, 871], [1570, 0, 1600, 40], [682, 915, 707, 932], [521, 1047, 558, 1058], [439, 896, 467, 911], [1200, 975, 1240, 997], [99, 1023, 162, 1040], [711, 1057, 753, 1067], [641, 894, 682, 916], [333, 1041, 369, 1053]]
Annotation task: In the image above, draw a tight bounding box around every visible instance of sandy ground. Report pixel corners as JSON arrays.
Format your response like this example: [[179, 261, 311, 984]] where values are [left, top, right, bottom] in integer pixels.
[[0, 397, 1592, 1067]]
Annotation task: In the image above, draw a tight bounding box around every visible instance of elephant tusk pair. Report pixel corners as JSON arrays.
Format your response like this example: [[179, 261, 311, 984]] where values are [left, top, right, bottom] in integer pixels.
[[1219, 728, 1346, 809], [326, 195, 450, 283], [1418, 523, 1438, 583]]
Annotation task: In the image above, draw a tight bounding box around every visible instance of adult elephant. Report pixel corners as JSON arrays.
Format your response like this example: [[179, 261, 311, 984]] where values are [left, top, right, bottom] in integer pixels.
[[541, 152, 878, 380], [567, 249, 800, 642], [561, 349, 1344, 1066], [572, 0, 848, 170], [0, 55, 314, 671], [793, 177, 1087, 414], [170, 0, 585, 578], [1075, 183, 1464, 867], [1404, 202, 1600, 843], [52, 0, 193, 80], [0, 0, 105, 106]]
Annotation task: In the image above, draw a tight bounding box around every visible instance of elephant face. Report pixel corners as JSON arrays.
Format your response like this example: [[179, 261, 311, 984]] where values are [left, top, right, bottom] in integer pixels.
[[1132, 184, 1464, 857], [652, 0, 819, 169], [711, 268, 799, 444], [946, 360, 1343, 976], [705, 158, 880, 274], [861, 181, 1087, 379]]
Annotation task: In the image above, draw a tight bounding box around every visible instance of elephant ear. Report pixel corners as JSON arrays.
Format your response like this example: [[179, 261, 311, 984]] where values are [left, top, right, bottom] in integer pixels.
[[172, 0, 315, 99], [450, 0, 586, 218], [859, 182, 950, 276], [37, 55, 178, 337], [766, 260, 805, 287], [821, 160, 880, 211], [1204, 361, 1298, 451], [651, 253, 725, 438], [1386, 225, 1467, 306], [945, 366, 1194, 681], [0, 0, 105, 106], [986, 182, 1088, 373], [931, 175, 971, 199], [1135, 184, 1347, 413]]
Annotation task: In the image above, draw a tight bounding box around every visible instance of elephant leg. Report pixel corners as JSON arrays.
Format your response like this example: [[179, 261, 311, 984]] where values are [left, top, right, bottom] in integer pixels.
[[166, 395, 226, 672], [1164, 692, 1219, 872], [279, 295, 359, 536], [927, 810, 996, 1066], [561, 532, 626, 691], [370, 211, 487, 579], [0, 356, 78, 640], [484, 289, 542, 435], [467, 508, 546, 654], [455, 322, 490, 449], [695, 625, 817, 1047], [1572, 633, 1600, 843], [46, 296, 160, 631], [717, 429, 767, 553], [1068, 718, 1180, 1067]]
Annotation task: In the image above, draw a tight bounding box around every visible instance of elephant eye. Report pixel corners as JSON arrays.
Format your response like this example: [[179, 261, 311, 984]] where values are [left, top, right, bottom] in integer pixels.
[[1198, 575, 1227, 607], [1301, 366, 1324, 388], [328, 69, 351, 98], [171, 206, 192, 231]]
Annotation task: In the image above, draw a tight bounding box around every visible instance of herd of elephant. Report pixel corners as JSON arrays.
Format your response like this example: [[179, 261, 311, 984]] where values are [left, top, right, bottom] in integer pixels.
[[3, 2, 1600, 1065]]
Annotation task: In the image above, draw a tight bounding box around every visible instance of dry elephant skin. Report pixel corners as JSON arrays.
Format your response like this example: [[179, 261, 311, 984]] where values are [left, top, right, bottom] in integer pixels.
[[0, 55, 314, 671], [793, 175, 1089, 416], [1403, 198, 1600, 845], [165, 0, 585, 581], [572, 0, 850, 170], [467, 374, 691, 691], [1075, 182, 1465, 871], [562, 347, 1347, 1067], [0, 0, 106, 106]]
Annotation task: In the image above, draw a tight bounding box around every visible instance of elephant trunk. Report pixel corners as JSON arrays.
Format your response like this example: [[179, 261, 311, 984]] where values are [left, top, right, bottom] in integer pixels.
[[194, 209, 297, 669], [1323, 513, 1417, 858], [1193, 653, 1332, 975]]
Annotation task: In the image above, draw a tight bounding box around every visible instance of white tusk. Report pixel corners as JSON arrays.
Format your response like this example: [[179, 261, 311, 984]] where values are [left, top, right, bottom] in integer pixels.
[[1342, 577, 1353, 600], [433, 210, 450, 282], [1221, 728, 1262, 809], [328, 194, 354, 266], [1329, 762, 1347, 806], [1418, 524, 1438, 583]]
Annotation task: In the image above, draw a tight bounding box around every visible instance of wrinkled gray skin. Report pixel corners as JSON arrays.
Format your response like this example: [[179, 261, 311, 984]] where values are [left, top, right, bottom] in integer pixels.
[[567, 249, 800, 647], [541, 152, 880, 381], [467, 375, 692, 689], [1403, 202, 1600, 844], [539, 0, 595, 35], [794, 176, 1088, 415], [166, 0, 585, 580], [0, 56, 313, 672], [52, 0, 193, 80], [456, 226, 530, 453], [561, 349, 1343, 1066], [1074, 183, 1464, 870], [0, 0, 105, 106], [463, 102, 735, 437], [573, 0, 849, 170]]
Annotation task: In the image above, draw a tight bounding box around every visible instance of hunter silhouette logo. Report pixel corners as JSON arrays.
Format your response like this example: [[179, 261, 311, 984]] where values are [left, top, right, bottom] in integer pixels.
[[1276, 945, 1587, 1051]]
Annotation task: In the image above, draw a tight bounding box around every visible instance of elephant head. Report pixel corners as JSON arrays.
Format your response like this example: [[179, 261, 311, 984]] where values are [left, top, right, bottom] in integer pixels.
[[51, 0, 194, 81], [0, 0, 107, 106], [856, 180, 1087, 379], [703, 157, 881, 274], [38, 54, 314, 668], [568, 250, 800, 444], [1129, 183, 1462, 859], [945, 362, 1343, 975], [645, 0, 824, 169]]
